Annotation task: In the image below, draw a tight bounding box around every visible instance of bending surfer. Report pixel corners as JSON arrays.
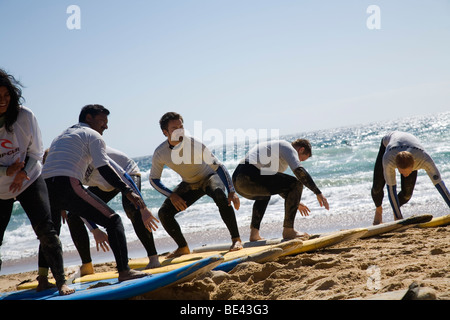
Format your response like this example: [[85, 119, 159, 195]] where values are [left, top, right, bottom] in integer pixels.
[[232, 139, 329, 241], [371, 131, 450, 225], [39, 104, 148, 289], [52, 146, 160, 276], [150, 112, 242, 257]]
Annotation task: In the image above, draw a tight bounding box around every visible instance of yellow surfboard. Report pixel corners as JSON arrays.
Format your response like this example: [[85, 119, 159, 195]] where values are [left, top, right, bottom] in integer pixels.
[[75, 239, 302, 283], [17, 239, 302, 289], [361, 214, 433, 238], [289, 228, 367, 254], [416, 214, 450, 228]]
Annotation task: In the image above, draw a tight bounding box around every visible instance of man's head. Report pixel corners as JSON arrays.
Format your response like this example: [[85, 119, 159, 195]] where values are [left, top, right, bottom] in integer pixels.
[[159, 112, 184, 145], [79, 104, 110, 135], [292, 139, 312, 161], [395, 151, 414, 177]]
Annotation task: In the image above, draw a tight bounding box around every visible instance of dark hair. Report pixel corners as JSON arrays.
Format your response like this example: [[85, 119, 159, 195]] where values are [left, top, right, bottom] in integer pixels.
[[291, 139, 312, 157], [79, 104, 110, 122], [0, 68, 25, 132], [159, 112, 183, 132]]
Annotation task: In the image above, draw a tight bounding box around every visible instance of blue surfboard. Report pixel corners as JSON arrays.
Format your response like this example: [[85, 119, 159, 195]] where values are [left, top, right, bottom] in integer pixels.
[[0, 255, 223, 300]]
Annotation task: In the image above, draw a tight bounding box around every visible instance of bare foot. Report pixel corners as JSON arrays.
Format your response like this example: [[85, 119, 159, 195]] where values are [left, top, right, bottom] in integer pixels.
[[80, 262, 94, 276], [249, 227, 264, 242], [144, 255, 161, 269], [166, 246, 190, 258], [118, 269, 147, 282], [373, 206, 383, 225], [58, 283, 75, 296], [36, 275, 56, 292], [229, 237, 243, 251], [282, 227, 310, 240]]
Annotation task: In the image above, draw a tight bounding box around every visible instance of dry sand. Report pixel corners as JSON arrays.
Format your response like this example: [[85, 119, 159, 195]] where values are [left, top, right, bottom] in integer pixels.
[[1, 224, 448, 300]]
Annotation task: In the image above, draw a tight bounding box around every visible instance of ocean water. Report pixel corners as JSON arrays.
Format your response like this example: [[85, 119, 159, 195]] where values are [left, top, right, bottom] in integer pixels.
[[1, 112, 449, 265]]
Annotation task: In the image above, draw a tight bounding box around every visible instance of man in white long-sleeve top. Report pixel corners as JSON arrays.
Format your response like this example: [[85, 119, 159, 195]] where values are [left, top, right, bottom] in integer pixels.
[[371, 131, 450, 225]]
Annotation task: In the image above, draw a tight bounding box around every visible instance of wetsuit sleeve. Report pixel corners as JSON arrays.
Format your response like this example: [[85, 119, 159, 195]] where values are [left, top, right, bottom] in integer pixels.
[[202, 143, 235, 193], [81, 217, 98, 232], [123, 172, 142, 197], [149, 150, 173, 197], [150, 178, 173, 197], [293, 167, 321, 195], [216, 163, 235, 193], [387, 185, 403, 220], [23, 156, 37, 176], [97, 164, 133, 194], [421, 154, 443, 185], [108, 158, 144, 198], [435, 181, 450, 207]]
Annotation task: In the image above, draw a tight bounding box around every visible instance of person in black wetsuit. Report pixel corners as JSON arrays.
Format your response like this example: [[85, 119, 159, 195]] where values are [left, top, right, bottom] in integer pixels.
[[150, 112, 242, 257], [0, 69, 73, 295], [39, 105, 150, 290], [371, 131, 450, 225], [232, 139, 329, 241]]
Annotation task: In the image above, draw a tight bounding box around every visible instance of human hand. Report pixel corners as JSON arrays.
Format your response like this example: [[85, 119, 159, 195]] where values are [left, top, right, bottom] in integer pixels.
[[6, 158, 24, 177], [92, 228, 110, 252], [316, 194, 329, 210], [9, 170, 29, 193], [125, 191, 145, 210], [298, 202, 310, 216], [140, 206, 159, 232], [170, 193, 188, 211], [228, 192, 240, 210]]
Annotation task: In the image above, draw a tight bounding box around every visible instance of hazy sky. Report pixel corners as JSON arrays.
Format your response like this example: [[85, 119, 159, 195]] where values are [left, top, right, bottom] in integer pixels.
[[2, 0, 449, 157]]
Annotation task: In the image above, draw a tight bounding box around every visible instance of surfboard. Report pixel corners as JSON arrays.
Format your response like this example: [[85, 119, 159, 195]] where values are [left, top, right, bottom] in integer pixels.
[[416, 214, 450, 228], [192, 228, 367, 256], [16, 259, 207, 290], [129, 238, 302, 269], [213, 239, 303, 272], [214, 248, 284, 273], [289, 228, 368, 254], [17, 239, 303, 290], [1, 255, 223, 300], [193, 238, 286, 253], [361, 214, 433, 238]]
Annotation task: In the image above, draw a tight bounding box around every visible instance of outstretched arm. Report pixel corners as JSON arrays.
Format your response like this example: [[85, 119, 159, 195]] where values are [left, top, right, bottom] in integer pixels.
[[387, 185, 403, 220], [293, 167, 329, 210], [293, 166, 321, 194], [435, 181, 450, 207]]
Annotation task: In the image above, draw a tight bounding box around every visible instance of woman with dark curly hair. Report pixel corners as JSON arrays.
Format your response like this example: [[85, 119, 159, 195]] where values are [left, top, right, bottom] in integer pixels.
[[0, 69, 74, 296]]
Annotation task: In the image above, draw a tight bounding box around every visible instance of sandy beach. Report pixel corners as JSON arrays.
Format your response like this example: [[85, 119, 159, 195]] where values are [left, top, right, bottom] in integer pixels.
[[0, 221, 448, 301]]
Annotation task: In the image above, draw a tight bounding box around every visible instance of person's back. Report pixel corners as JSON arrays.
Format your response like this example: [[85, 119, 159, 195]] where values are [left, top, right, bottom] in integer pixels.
[[42, 123, 108, 181]]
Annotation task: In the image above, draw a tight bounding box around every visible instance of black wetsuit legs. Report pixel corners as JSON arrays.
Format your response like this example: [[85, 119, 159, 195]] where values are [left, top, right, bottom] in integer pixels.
[[0, 176, 66, 287], [67, 174, 157, 264], [232, 163, 303, 230], [158, 174, 240, 248]]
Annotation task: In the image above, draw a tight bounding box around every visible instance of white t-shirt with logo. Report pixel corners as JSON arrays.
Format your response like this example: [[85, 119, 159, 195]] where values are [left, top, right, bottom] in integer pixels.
[[0, 106, 43, 199]]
